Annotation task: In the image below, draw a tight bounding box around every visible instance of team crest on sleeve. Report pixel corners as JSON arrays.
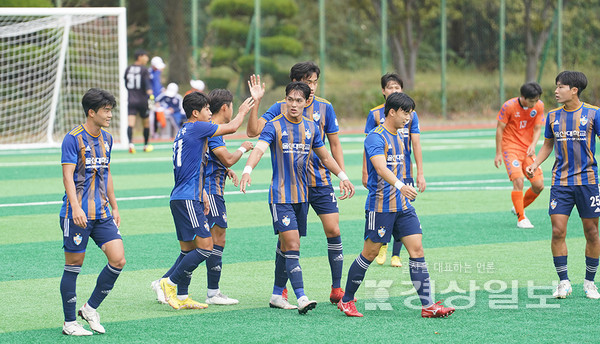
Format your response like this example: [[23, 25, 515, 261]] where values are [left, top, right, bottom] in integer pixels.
[[530, 109, 537, 117], [550, 199, 557, 209], [512, 160, 520, 168], [313, 112, 321, 121], [282, 216, 291, 226], [305, 129, 312, 140], [73, 233, 82, 245], [378, 226, 386, 237]]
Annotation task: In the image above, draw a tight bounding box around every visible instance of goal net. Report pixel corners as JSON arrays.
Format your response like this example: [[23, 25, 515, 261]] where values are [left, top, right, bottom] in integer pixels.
[[0, 7, 128, 149]]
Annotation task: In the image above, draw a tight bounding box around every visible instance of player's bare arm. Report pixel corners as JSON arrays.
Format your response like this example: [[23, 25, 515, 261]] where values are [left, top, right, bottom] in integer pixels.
[[246, 74, 266, 137], [371, 154, 418, 200], [106, 166, 120, 227], [62, 164, 87, 228], [527, 124, 543, 156], [240, 140, 268, 193], [214, 97, 255, 137], [411, 133, 426, 192], [361, 151, 368, 188], [212, 141, 254, 168], [526, 138, 554, 177], [327, 132, 346, 171], [314, 146, 355, 200], [494, 121, 507, 168]]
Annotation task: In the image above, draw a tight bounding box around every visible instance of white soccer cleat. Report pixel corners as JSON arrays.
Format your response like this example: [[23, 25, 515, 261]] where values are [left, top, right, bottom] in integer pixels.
[[78, 304, 105, 334], [269, 294, 298, 310], [206, 291, 239, 305], [297, 295, 317, 315], [517, 218, 534, 229], [62, 321, 93, 336], [151, 279, 167, 304], [553, 280, 572, 298], [584, 280, 600, 299]]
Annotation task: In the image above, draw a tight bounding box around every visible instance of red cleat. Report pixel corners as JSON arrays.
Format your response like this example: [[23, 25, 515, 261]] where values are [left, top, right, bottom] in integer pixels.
[[330, 287, 345, 304], [421, 301, 455, 318], [338, 299, 363, 317], [282, 287, 288, 301]]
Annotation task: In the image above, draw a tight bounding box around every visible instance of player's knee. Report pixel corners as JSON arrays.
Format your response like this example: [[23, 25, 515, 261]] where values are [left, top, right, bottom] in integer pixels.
[[532, 183, 544, 194], [111, 257, 126, 269], [551, 227, 567, 241]]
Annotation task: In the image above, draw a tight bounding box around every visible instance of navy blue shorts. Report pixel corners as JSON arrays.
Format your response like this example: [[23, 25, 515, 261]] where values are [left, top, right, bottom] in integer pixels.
[[60, 216, 122, 253], [364, 208, 422, 243], [308, 185, 339, 215], [170, 200, 211, 241], [270, 203, 309, 237], [206, 194, 227, 229], [403, 177, 414, 187], [549, 184, 600, 218]]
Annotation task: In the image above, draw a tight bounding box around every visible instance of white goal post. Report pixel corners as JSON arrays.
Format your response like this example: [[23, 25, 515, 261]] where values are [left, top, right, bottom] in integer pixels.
[[0, 7, 128, 149]]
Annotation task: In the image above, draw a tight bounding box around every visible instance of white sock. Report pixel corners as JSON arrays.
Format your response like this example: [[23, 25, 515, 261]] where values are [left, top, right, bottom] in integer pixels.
[[207, 289, 219, 298], [167, 277, 176, 286], [177, 294, 188, 301], [84, 302, 96, 311]]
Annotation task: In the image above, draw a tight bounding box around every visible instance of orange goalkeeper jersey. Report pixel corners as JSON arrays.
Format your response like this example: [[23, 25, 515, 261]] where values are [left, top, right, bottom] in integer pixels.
[[497, 97, 544, 152]]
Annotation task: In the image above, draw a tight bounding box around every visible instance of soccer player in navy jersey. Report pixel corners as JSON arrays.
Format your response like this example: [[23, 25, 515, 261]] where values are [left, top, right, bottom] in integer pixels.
[[203, 89, 254, 305], [338, 92, 454, 318], [59, 88, 125, 336], [240, 82, 355, 314], [526, 71, 600, 299], [158, 91, 255, 310], [124, 49, 153, 153], [246, 62, 351, 304], [365, 73, 426, 268]]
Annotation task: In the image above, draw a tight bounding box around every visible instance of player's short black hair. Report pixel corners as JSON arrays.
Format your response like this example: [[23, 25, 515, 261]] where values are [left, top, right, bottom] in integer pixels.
[[555, 71, 587, 97], [381, 73, 404, 89], [520, 82, 543, 99], [81, 88, 116, 117], [208, 89, 233, 114], [183, 91, 210, 119], [290, 61, 320, 82], [134, 49, 148, 60], [384, 92, 415, 116], [285, 82, 311, 100]]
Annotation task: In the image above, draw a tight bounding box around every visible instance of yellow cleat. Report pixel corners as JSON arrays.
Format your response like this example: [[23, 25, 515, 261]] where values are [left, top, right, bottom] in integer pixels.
[[143, 144, 154, 152], [160, 278, 179, 309], [391, 255, 403, 267], [178, 297, 208, 309], [375, 244, 388, 265]]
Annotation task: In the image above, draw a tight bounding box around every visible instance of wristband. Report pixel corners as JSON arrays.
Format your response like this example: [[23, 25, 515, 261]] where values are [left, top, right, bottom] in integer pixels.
[[243, 165, 253, 175], [237, 146, 247, 154], [337, 171, 349, 182], [394, 180, 405, 190]]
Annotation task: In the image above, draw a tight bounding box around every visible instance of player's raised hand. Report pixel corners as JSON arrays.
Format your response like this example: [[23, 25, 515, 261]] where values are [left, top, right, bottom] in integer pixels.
[[237, 97, 255, 117], [227, 169, 239, 187], [401, 184, 418, 201], [338, 180, 355, 200], [240, 172, 252, 194], [241, 141, 254, 152], [248, 74, 265, 101]]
